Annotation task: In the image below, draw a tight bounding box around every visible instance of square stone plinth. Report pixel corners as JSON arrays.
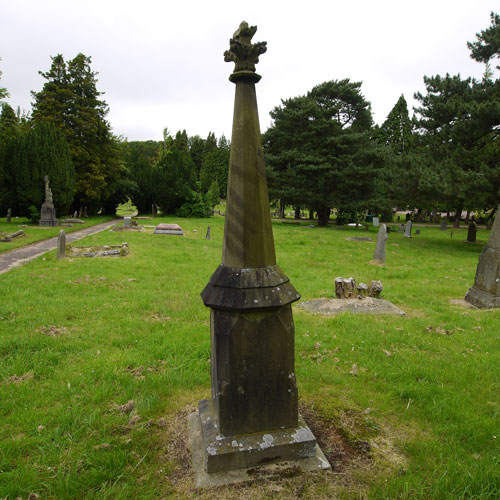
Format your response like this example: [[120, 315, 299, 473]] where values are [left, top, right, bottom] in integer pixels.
[[153, 223, 184, 235], [465, 286, 500, 309], [189, 399, 331, 487]]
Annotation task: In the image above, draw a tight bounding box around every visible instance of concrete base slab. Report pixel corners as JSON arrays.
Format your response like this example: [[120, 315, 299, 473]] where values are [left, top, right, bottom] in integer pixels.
[[298, 297, 406, 316], [189, 412, 331, 488]]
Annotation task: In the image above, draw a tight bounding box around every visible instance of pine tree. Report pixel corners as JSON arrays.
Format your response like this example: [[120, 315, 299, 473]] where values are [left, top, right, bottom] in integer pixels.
[[376, 95, 413, 153], [467, 12, 500, 69]]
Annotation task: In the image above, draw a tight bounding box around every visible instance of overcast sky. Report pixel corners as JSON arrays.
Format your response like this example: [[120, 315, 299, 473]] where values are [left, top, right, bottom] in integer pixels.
[[1, 1, 498, 142]]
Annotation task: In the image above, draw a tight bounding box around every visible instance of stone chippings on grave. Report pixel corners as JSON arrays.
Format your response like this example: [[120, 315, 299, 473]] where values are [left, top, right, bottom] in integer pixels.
[[372, 223, 387, 264], [39, 176, 58, 227], [153, 223, 184, 235], [57, 230, 66, 260], [465, 204, 500, 308], [404, 221, 412, 238], [467, 221, 477, 243], [191, 21, 329, 484]]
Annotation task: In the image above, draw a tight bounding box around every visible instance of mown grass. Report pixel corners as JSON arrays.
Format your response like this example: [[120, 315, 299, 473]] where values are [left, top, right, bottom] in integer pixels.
[[0, 217, 499, 499], [0, 216, 116, 253]]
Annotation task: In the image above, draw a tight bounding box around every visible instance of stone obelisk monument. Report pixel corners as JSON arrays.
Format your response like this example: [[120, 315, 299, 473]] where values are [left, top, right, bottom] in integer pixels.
[[189, 21, 329, 487], [465, 204, 500, 308]]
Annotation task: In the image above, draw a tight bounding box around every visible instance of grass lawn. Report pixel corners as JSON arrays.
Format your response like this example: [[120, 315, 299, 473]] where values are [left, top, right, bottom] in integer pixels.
[[0, 216, 499, 499], [0, 216, 117, 253]]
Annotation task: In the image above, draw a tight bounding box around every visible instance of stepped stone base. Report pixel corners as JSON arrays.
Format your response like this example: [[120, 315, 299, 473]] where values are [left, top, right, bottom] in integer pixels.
[[465, 286, 500, 309], [189, 399, 330, 487]]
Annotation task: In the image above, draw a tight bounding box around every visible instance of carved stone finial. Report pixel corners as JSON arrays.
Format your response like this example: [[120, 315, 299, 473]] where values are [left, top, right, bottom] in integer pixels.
[[224, 21, 267, 74]]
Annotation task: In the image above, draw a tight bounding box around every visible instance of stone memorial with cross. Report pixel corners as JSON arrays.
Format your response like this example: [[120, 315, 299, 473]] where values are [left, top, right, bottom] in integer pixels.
[[189, 22, 330, 487]]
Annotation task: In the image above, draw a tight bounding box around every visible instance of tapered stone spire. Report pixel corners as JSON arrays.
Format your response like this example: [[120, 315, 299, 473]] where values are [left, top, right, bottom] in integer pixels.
[[190, 23, 330, 486]]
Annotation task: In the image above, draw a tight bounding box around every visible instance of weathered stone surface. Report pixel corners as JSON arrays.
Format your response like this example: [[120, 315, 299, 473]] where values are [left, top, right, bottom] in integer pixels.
[[368, 280, 383, 297], [123, 216, 131, 228], [404, 221, 412, 238], [467, 221, 477, 243], [57, 230, 66, 260], [335, 277, 356, 298], [192, 21, 327, 481], [299, 297, 405, 316], [206, 225, 211, 239], [39, 176, 58, 227], [372, 216, 380, 227], [154, 223, 184, 235], [198, 398, 316, 473], [465, 206, 500, 308], [372, 223, 387, 264], [440, 220, 448, 230], [347, 237, 372, 241], [6, 208, 11, 223]]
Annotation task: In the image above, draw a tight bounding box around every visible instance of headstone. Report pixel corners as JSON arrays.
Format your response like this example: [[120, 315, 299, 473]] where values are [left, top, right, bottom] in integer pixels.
[[83, 206, 88, 218], [465, 204, 500, 308], [205, 225, 211, 239], [153, 223, 184, 235], [335, 277, 357, 298], [398, 224, 405, 233], [415, 229, 421, 235], [372, 223, 387, 264], [404, 221, 412, 238], [57, 230, 66, 260], [356, 282, 368, 297], [39, 176, 58, 227], [6, 208, 11, 223], [372, 216, 380, 227], [440, 221, 447, 231], [191, 22, 328, 484], [123, 216, 131, 228], [78, 207, 83, 218], [467, 221, 477, 243], [74, 210, 78, 219]]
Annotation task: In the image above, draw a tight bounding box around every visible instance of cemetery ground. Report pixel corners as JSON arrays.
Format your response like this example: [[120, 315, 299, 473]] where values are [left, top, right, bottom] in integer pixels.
[[0, 216, 116, 253], [0, 217, 499, 500]]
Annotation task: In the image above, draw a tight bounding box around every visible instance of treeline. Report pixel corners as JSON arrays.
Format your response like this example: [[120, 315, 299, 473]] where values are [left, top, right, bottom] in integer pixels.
[[264, 12, 500, 225], [0, 54, 229, 219]]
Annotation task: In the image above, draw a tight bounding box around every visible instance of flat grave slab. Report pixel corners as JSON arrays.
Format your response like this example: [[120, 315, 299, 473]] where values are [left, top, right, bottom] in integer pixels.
[[153, 223, 184, 235]]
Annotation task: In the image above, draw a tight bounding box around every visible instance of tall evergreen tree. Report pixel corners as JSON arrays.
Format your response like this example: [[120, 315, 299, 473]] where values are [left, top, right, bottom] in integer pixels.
[[0, 103, 19, 212], [264, 79, 383, 225], [31, 53, 122, 213], [376, 95, 413, 153], [5, 122, 74, 216]]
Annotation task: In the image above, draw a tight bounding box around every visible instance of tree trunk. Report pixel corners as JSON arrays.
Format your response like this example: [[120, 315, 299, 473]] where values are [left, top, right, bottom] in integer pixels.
[[294, 206, 301, 219], [279, 198, 285, 219], [308, 207, 314, 220], [454, 203, 463, 228], [317, 205, 329, 227]]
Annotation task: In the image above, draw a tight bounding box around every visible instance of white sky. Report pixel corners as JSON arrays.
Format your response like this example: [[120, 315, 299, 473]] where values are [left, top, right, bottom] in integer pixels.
[[1, 0, 498, 141]]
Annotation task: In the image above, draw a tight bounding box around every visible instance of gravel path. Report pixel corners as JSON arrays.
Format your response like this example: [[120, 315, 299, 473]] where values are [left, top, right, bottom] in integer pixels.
[[0, 219, 121, 275]]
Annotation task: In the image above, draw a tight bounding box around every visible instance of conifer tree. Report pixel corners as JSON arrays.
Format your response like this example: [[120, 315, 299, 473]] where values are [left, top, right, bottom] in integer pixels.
[[32, 53, 122, 213]]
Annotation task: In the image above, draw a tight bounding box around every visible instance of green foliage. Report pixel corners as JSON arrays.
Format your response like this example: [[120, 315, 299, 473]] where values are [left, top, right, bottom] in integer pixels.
[[467, 12, 500, 69], [199, 146, 229, 197], [4, 122, 74, 216], [0, 57, 8, 101], [28, 204, 39, 223], [264, 79, 385, 225], [176, 189, 210, 217], [31, 53, 124, 213], [413, 74, 500, 214], [206, 179, 221, 208]]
